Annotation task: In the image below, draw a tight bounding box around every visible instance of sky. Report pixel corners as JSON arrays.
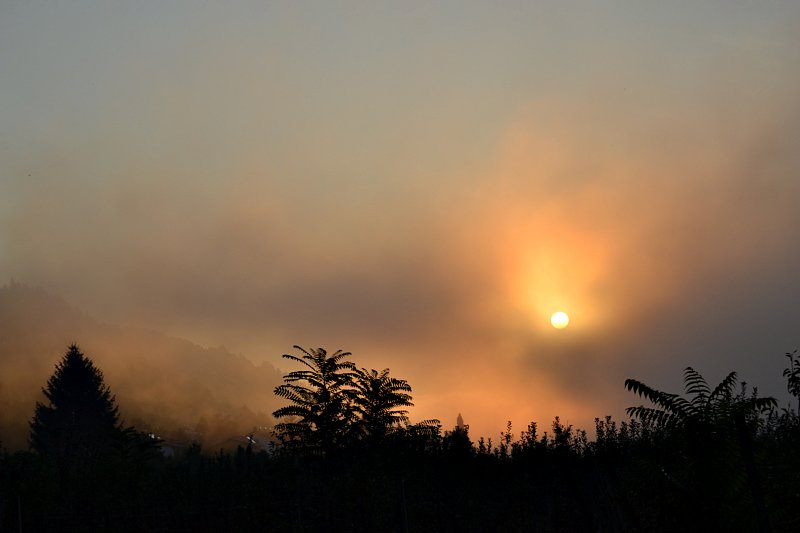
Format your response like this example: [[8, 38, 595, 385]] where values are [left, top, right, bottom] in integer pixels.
[[2, 1, 799, 440]]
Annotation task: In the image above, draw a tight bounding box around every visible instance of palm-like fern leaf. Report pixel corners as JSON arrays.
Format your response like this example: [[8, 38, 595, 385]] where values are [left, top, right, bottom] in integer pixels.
[[625, 378, 690, 421], [683, 367, 710, 395], [708, 371, 738, 402], [626, 367, 776, 431]]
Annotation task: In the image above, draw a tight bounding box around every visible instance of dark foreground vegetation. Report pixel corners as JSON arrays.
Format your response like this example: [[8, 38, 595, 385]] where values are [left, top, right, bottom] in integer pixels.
[[2, 345, 800, 532]]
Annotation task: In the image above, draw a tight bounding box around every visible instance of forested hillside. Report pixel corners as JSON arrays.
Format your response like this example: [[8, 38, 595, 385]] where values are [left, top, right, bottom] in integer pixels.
[[0, 283, 283, 449]]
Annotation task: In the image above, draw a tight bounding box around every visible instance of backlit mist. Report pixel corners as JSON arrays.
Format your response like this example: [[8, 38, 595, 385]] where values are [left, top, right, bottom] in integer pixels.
[[2, 1, 799, 442]]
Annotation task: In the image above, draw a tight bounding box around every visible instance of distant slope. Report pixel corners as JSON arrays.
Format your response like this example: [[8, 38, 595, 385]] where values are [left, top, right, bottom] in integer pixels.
[[0, 282, 284, 450]]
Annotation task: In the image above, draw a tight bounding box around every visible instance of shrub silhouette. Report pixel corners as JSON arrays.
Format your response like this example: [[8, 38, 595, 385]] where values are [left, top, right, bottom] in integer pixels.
[[625, 367, 775, 430], [625, 367, 776, 531], [783, 350, 800, 413]]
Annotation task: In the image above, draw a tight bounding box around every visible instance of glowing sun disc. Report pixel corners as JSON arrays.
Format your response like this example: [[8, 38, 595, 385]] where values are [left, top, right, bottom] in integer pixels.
[[550, 311, 569, 329]]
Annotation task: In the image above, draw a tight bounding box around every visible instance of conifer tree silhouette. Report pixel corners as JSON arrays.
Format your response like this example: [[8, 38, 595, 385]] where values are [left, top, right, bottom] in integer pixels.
[[29, 344, 124, 473]]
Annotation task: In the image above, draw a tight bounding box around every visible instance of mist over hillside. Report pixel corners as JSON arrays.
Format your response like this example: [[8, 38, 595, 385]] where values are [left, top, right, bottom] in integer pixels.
[[0, 282, 284, 450]]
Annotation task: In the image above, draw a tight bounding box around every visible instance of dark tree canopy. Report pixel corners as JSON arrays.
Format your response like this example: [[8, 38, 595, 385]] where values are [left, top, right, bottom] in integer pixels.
[[784, 350, 800, 413], [29, 344, 123, 470], [352, 367, 413, 443], [272, 346, 427, 453], [272, 346, 359, 453], [625, 366, 778, 531], [1, 342, 798, 531], [625, 367, 777, 430]]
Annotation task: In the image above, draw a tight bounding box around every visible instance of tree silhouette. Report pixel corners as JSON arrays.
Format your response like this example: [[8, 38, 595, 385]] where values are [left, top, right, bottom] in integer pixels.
[[352, 367, 413, 445], [29, 344, 124, 473], [272, 346, 358, 454], [625, 367, 775, 430], [625, 367, 776, 531], [783, 350, 800, 413]]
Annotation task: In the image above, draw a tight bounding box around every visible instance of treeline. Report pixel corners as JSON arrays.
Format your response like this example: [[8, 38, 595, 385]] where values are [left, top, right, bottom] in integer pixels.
[[1, 345, 799, 531]]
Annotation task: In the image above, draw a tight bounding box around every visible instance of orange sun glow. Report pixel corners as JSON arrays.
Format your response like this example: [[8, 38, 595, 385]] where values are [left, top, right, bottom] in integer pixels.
[[550, 311, 569, 329]]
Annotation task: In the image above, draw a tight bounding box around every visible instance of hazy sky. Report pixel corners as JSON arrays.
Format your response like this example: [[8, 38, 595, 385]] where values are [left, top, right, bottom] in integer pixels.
[[2, 1, 799, 439]]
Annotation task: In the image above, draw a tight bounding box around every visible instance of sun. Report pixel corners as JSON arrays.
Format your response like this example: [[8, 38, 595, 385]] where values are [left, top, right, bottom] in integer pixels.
[[550, 311, 569, 329]]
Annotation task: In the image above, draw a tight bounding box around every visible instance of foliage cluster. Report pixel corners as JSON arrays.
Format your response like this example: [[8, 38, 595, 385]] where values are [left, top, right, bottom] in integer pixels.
[[1, 344, 799, 531], [271, 346, 438, 454]]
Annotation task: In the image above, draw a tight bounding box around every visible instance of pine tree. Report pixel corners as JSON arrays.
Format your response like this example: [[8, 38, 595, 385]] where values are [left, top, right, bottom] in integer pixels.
[[29, 344, 124, 473]]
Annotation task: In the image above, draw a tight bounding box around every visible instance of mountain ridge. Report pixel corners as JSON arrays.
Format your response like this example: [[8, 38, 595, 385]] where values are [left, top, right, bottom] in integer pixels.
[[0, 282, 283, 450]]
